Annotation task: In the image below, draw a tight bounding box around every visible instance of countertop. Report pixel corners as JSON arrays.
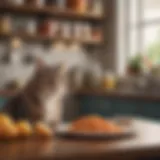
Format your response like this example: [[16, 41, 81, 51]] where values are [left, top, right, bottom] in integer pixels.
[[2, 87, 160, 102], [77, 88, 160, 101], [1, 119, 160, 160]]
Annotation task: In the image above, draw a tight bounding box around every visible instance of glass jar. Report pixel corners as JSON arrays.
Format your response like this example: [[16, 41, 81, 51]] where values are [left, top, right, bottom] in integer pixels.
[[61, 22, 72, 39], [92, 25, 102, 42], [103, 72, 117, 90], [38, 19, 53, 37], [57, 0, 66, 9], [92, 0, 103, 15], [26, 0, 45, 7], [45, 0, 57, 6], [82, 23, 92, 40], [26, 18, 37, 35], [9, 0, 24, 5], [67, 0, 88, 12], [73, 22, 83, 40], [0, 15, 12, 34]]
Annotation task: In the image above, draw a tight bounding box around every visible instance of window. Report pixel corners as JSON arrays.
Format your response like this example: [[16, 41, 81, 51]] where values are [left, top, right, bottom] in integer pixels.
[[117, 0, 160, 74], [129, 0, 160, 62]]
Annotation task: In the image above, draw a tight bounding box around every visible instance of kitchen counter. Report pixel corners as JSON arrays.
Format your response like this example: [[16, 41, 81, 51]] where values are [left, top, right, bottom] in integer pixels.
[[78, 88, 160, 102], [1, 119, 160, 160]]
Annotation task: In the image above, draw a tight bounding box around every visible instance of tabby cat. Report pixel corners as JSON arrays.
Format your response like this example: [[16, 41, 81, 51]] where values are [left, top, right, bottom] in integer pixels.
[[2, 65, 68, 126]]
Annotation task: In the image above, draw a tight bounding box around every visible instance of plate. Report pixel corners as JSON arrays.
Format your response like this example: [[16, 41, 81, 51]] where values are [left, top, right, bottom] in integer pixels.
[[55, 123, 134, 140]]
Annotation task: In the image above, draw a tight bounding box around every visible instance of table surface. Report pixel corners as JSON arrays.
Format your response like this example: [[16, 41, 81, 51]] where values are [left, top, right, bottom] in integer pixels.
[[1, 119, 160, 160]]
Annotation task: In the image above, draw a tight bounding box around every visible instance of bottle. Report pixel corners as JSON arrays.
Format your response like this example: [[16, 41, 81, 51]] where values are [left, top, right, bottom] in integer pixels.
[[0, 15, 12, 34], [92, 0, 103, 15]]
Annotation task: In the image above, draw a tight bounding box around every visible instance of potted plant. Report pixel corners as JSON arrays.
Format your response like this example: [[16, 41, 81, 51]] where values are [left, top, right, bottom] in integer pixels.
[[127, 55, 142, 75]]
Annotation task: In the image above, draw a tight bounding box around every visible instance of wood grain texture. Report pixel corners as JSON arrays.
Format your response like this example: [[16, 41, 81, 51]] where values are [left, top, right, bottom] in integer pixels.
[[0, 119, 160, 160], [0, 5, 104, 21]]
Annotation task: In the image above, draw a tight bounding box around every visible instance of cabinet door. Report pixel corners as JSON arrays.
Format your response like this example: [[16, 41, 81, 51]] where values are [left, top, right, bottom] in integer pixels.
[[78, 96, 114, 117], [111, 99, 139, 117], [138, 102, 160, 120]]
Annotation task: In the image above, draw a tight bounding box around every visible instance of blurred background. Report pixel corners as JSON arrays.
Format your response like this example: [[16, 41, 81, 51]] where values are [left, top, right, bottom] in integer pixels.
[[1, 0, 160, 121]]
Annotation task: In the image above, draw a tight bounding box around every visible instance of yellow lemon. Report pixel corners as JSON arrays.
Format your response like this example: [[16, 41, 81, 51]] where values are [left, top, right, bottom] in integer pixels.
[[35, 122, 52, 137], [16, 121, 32, 137]]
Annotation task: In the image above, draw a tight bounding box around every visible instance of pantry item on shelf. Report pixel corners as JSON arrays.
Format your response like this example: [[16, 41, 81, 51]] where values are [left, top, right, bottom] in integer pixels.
[[9, 0, 24, 5], [92, 0, 103, 15], [92, 25, 102, 42], [26, 18, 37, 35], [0, 15, 12, 34], [67, 0, 88, 13], [26, 0, 45, 7], [57, 0, 66, 9], [82, 23, 92, 41], [103, 71, 117, 90], [52, 20, 60, 37], [45, 0, 57, 6], [16, 121, 32, 137], [73, 22, 83, 40], [34, 122, 52, 137], [61, 21, 72, 39], [38, 19, 53, 37], [14, 17, 29, 34]]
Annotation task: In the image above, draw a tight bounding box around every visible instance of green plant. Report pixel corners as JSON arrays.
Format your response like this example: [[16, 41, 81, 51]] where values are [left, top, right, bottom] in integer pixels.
[[128, 55, 142, 71]]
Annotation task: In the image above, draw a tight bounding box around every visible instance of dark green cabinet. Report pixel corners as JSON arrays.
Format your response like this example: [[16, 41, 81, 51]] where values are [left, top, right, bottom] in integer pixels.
[[78, 95, 160, 120], [78, 96, 114, 117]]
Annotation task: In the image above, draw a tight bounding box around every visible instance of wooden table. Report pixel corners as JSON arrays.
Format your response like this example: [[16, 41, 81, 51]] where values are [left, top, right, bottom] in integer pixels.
[[1, 119, 160, 160]]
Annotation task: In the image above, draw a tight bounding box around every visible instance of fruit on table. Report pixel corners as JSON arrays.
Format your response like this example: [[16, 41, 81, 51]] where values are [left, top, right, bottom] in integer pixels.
[[16, 121, 32, 137], [34, 122, 52, 137], [0, 114, 18, 139]]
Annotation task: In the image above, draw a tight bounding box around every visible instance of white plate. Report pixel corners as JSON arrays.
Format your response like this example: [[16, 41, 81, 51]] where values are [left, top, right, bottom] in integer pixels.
[[55, 123, 134, 139]]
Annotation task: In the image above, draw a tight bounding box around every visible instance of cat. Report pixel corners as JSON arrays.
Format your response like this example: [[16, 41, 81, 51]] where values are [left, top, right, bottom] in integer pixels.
[[2, 65, 68, 126]]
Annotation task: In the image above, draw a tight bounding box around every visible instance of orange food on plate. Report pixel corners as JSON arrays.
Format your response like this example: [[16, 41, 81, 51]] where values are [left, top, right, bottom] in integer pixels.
[[70, 115, 122, 133]]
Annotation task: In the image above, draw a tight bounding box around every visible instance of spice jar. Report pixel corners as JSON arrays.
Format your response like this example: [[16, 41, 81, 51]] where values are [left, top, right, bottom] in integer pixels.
[[38, 19, 53, 37], [92, 25, 102, 42], [67, 0, 88, 12], [0, 15, 12, 34], [26, 18, 37, 35], [92, 0, 103, 15], [103, 72, 117, 90], [25, 0, 45, 7], [82, 23, 92, 40], [73, 22, 83, 40], [9, 0, 24, 5], [57, 0, 66, 9], [45, 0, 57, 6], [61, 22, 72, 39]]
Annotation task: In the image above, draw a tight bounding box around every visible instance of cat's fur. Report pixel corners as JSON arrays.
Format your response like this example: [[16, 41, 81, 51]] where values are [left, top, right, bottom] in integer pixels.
[[2, 65, 68, 125]]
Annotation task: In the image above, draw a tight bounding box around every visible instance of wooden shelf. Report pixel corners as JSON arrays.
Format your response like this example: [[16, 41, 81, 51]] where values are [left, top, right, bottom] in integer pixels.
[[0, 32, 102, 45], [0, 5, 104, 21]]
